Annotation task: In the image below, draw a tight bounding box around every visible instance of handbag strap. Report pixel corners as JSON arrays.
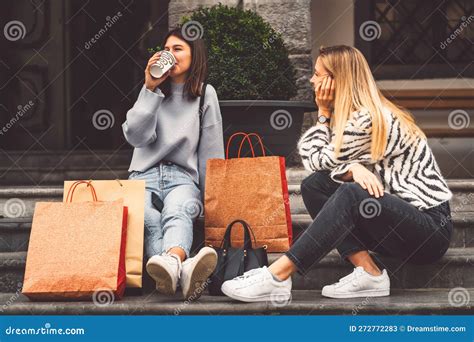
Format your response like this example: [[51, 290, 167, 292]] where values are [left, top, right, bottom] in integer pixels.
[[221, 219, 258, 251], [65, 180, 98, 203], [196, 83, 207, 154]]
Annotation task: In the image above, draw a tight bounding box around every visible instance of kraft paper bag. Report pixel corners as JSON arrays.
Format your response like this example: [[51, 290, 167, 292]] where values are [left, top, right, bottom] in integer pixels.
[[23, 181, 128, 300], [204, 133, 293, 252], [63, 180, 145, 288]]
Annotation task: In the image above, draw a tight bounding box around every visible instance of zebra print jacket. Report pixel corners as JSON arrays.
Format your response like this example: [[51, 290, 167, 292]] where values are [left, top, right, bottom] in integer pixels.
[[297, 107, 452, 210]]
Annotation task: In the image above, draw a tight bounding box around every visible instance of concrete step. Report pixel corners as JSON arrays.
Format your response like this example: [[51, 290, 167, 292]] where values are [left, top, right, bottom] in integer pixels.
[[2, 247, 473, 294], [0, 169, 130, 186], [0, 150, 131, 186], [0, 177, 473, 219], [0, 288, 471, 315], [269, 248, 474, 291], [1, 137, 472, 184], [0, 211, 472, 255], [0, 150, 132, 168]]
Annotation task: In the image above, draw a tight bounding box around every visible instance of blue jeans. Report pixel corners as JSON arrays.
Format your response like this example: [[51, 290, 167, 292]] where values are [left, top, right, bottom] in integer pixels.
[[129, 160, 201, 259], [286, 171, 453, 274]]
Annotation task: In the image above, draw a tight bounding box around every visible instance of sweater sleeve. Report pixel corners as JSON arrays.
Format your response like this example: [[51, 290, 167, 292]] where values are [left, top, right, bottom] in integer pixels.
[[329, 162, 377, 184], [122, 85, 165, 148], [298, 109, 373, 175], [197, 85, 225, 206]]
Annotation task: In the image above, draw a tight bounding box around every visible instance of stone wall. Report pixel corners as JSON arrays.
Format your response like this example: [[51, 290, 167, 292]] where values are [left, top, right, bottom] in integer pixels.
[[168, 0, 240, 31]]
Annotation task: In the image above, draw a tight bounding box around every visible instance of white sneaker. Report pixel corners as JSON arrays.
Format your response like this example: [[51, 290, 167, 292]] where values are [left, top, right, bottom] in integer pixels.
[[180, 247, 218, 300], [146, 253, 182, 295], [321, 266, 390, 298], [221, 266, 292, 303]]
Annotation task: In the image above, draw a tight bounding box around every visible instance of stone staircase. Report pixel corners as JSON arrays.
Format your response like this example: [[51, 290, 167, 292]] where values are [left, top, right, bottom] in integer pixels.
[[0, 166, 472, 314]]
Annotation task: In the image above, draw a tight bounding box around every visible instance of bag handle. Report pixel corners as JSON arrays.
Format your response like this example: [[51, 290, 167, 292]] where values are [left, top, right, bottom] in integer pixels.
[[221, 219, 258, 251], [237, 133, 266, 158], [226, 132, 266, 159], [226, 132, 253, 159], [65, 180, 98, 203]]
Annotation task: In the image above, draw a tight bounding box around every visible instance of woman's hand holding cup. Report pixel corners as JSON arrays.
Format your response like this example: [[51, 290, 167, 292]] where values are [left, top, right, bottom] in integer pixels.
[[145, 52, 170, 92]]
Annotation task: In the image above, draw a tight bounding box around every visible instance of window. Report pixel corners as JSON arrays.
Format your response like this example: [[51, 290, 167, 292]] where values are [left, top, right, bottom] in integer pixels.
[[355, 0, 473, 79]]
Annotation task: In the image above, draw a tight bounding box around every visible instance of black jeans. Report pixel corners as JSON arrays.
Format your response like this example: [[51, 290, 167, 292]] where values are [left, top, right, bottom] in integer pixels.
[[285, 171, 453, 274]]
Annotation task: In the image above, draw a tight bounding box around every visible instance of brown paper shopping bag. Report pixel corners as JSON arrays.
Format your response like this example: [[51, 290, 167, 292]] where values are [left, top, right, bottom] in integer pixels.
[[63, 179, 145, 288], [205, 132, 293, 252], [22, 181, 128, 300]]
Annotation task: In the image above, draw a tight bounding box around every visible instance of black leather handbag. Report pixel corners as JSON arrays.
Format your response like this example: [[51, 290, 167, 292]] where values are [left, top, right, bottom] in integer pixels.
[[208, 219, 268, 296]]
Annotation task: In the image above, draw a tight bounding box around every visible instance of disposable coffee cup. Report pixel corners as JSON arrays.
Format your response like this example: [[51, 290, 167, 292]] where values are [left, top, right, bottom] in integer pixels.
[[150, 51, 176, 78]]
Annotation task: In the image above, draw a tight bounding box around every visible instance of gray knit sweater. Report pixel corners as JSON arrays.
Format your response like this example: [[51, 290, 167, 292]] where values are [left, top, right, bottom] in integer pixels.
[[122, 82, 224, 200]]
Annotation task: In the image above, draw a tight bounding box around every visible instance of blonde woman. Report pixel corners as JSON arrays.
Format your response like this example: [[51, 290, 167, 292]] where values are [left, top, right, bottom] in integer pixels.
[[221, 45, 453, 301]]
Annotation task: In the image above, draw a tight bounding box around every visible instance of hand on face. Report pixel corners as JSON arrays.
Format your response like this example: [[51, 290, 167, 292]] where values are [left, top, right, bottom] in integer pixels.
[[315, 75, 335, 113], [311, 57, 335, 114]]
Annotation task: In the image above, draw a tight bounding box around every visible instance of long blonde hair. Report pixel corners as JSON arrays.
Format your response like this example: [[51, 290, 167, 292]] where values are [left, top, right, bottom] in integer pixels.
[[318, 45, 426, 161]]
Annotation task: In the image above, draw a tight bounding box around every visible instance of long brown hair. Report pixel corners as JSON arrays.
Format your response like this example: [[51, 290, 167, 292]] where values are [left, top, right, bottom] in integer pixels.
[[159, 27, 208, 99]]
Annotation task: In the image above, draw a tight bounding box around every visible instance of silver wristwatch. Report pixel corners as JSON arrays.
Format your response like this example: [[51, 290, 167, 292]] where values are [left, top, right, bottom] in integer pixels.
[[318, 115, 330, 124]]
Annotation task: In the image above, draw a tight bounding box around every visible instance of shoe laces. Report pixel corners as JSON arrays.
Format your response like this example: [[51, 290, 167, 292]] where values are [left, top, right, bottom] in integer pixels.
[[164, 252, 182, 278], [233, 268, 263, 283], [335, 267, 364, 288]]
